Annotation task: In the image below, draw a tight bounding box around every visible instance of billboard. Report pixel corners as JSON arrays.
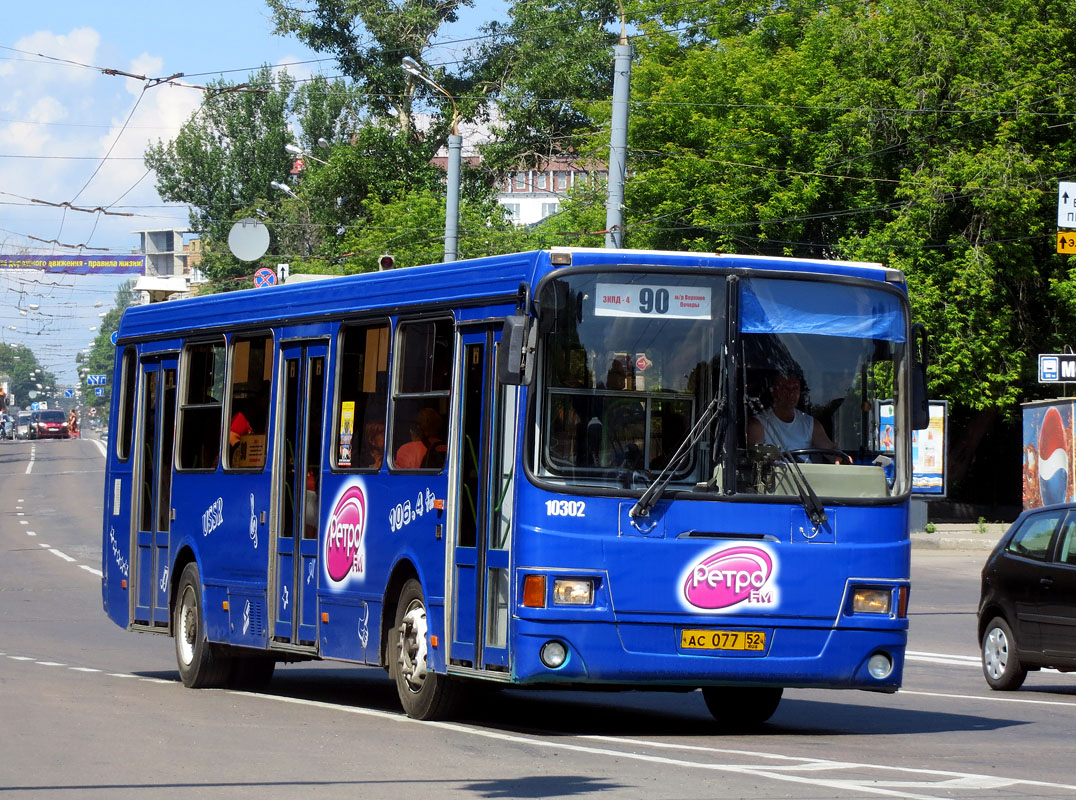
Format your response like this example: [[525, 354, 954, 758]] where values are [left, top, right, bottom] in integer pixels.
[[878, 399, 947, 495], [1022, 399, 1076, 510], [0, 254, 145, 275]]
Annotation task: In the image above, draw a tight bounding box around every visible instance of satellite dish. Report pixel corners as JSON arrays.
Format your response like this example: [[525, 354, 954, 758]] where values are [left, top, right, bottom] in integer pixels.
[[228, 218, 270, 262]]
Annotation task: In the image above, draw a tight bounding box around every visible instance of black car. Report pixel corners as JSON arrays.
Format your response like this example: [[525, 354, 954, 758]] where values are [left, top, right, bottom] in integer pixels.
[[978, 503, 1076, 690]]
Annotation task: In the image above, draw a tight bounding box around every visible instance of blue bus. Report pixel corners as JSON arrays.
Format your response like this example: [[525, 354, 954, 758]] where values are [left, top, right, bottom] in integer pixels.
[[101, 248, 928, 723]]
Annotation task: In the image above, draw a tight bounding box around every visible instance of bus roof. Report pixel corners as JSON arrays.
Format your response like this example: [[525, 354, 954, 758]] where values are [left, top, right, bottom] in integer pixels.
[[116, 248, 898, 343]]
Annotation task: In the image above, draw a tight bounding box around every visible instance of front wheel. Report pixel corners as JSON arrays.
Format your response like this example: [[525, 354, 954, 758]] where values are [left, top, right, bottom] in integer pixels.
[[390, 578, 463, 720], [981, 616, 1027, 691], [702, 686, 783, 727], [174, 562, 233, 688]]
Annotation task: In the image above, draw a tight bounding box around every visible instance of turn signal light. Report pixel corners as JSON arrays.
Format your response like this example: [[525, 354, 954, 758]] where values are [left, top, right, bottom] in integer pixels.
[[897, 586, 909, 618], [522, 575, 546, 608]]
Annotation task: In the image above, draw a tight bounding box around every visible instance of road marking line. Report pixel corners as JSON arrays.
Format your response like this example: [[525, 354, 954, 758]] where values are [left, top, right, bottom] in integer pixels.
[[237, 691, 1076, 798], [49, 549, 76, 563], [69, 667, 101, 673], [901, 688, 1076, 708], [36, 661, 66, 667], [80, 564, 103, 577]]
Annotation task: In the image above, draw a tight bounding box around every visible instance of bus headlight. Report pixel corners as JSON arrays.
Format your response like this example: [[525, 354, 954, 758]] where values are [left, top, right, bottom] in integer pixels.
[[553, 578, 593, 605], [852, 588, 892, 614]]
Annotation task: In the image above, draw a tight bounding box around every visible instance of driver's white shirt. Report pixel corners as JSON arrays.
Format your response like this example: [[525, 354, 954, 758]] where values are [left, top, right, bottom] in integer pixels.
[[754, 408, 814, 451]]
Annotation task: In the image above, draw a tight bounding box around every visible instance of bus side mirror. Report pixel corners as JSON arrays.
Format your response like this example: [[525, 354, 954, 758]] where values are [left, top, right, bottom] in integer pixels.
[[497, 315, 534, 386], [911, 323, 929, 430]]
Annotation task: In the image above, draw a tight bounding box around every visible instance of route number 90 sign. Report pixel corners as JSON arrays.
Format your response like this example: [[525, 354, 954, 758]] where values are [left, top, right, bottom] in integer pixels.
[[594, 283, 712, 320]]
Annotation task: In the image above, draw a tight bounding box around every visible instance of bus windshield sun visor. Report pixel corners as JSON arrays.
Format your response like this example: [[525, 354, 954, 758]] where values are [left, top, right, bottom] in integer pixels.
[[740, 279, 906, 342]]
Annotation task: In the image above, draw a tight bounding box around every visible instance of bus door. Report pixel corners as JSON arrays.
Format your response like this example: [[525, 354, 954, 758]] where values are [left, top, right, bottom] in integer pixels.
[[132, 355, 178, 628], [272, 342, 327, 647], [449, 325, 516, 672]]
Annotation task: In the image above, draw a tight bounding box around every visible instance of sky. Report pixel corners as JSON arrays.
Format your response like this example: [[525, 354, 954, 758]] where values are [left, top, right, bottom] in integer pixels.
[[0, 1, 504, 386]]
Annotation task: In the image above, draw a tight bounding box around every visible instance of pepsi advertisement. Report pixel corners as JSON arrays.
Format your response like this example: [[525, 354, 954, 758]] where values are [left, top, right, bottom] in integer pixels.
[[1022, 400, 1076, 510]]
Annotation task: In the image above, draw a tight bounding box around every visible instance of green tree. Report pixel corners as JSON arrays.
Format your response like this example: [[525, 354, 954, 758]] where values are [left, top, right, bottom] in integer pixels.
[[0, 343, 53, 412], [266, 0, 474, 133], [618, 0, 1076, 497], [144, 67, 297, 286], [76, 280, 135, 424], [467, 0, 622, 175]]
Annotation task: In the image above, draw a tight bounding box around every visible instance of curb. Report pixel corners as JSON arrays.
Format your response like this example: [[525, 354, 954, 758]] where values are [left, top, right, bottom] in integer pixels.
[[911, 533, 1001, 551]]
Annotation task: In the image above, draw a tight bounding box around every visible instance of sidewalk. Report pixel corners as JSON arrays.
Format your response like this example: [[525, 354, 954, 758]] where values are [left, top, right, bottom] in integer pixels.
[[910, 522, 1009, 551]]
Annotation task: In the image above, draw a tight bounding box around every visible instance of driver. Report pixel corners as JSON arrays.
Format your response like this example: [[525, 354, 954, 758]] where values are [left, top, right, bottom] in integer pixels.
[[747, 370, 842, 457]]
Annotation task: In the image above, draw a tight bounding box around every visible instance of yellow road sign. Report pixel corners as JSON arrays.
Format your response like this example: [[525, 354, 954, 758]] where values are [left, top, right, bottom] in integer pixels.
[[1058, 232, 1076, 254]]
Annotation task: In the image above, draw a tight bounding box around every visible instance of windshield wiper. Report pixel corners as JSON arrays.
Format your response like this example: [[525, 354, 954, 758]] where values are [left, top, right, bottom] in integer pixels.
[[631, 378, 727, 520]]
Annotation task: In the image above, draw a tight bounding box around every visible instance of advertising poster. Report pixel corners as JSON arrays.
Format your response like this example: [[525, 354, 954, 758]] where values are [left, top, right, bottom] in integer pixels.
[[339, 401, 355, 466], [1021, 400, 1076, 510], [878, 400, 947, 495]]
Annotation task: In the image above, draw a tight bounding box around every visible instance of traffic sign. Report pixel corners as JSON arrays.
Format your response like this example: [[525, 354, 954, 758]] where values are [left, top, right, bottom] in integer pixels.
[[1059, 232, 1076, 254], [1059, 182, 1076, 229], [254, 267, 276, 288], [95, 387, 104, 397], [64, 388, 74, 398], [1039, 353, 1076, 382], [87, 374, 107, 386]]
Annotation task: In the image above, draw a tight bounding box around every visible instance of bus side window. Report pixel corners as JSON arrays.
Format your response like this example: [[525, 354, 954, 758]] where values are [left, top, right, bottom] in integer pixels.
[[336, 322, 390, 470], [226, 333, 273, 470], [390, 318, 452, 472], [178, 339, 225, 470], [117, 346, 137, 461]]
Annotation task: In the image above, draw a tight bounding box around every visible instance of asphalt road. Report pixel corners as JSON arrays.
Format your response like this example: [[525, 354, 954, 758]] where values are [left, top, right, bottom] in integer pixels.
[[2, 435, 1075, 799]]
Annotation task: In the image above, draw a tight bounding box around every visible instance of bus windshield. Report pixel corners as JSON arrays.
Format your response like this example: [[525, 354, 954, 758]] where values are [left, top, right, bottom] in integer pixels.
[[533, 270, 909, 500]]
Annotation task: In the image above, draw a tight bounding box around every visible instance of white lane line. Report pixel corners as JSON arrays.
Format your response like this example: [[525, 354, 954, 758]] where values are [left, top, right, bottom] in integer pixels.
[[906, 651, 979, 666], [25, 446, 34, 474], [240, 692, 1076, 799], [49, 548, 76, 563], [26, 531, 36, 536], [901, 688, 1076, 708], [3, 649, 1072, 798], [80, 564, 103, 577]]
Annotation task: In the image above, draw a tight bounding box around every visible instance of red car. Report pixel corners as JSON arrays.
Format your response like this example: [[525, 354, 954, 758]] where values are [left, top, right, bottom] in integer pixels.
[[30, 410, 70, 439]]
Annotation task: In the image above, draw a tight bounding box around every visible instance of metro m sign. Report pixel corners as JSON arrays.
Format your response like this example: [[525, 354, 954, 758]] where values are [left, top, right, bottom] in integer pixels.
[[1039, 354, 1076, 383]]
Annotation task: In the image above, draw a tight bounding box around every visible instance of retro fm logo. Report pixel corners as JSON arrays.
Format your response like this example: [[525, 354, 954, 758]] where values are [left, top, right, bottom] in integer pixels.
[[681, 545, 779, 612], [325, 483, 367, 587]]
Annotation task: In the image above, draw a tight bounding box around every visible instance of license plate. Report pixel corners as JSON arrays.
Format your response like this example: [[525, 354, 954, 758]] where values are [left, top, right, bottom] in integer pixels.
[[680, 629, 766, 651]]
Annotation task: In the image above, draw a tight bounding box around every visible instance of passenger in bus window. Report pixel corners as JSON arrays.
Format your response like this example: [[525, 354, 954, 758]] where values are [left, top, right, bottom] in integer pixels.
[[229, 410, 253, 457], [395, 408, 446, 469], [359, 421, 385, 469], [746, 370, 843, 458]]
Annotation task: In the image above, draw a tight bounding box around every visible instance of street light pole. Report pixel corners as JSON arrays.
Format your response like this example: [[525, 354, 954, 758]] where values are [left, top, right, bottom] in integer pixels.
[[285, 142, 329, 166], [402, 56, 461, 263]]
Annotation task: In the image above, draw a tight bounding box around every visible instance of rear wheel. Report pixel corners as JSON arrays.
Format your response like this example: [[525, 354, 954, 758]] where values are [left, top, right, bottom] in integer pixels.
[[981, 616, 1027, 691], [390, 578, 462, 720], [174, 563, 233, 688], [702, 686, 783, 727]]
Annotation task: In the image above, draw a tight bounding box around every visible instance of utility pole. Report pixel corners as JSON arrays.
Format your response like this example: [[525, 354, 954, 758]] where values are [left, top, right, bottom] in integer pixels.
[[605, 19, 632, 249]]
